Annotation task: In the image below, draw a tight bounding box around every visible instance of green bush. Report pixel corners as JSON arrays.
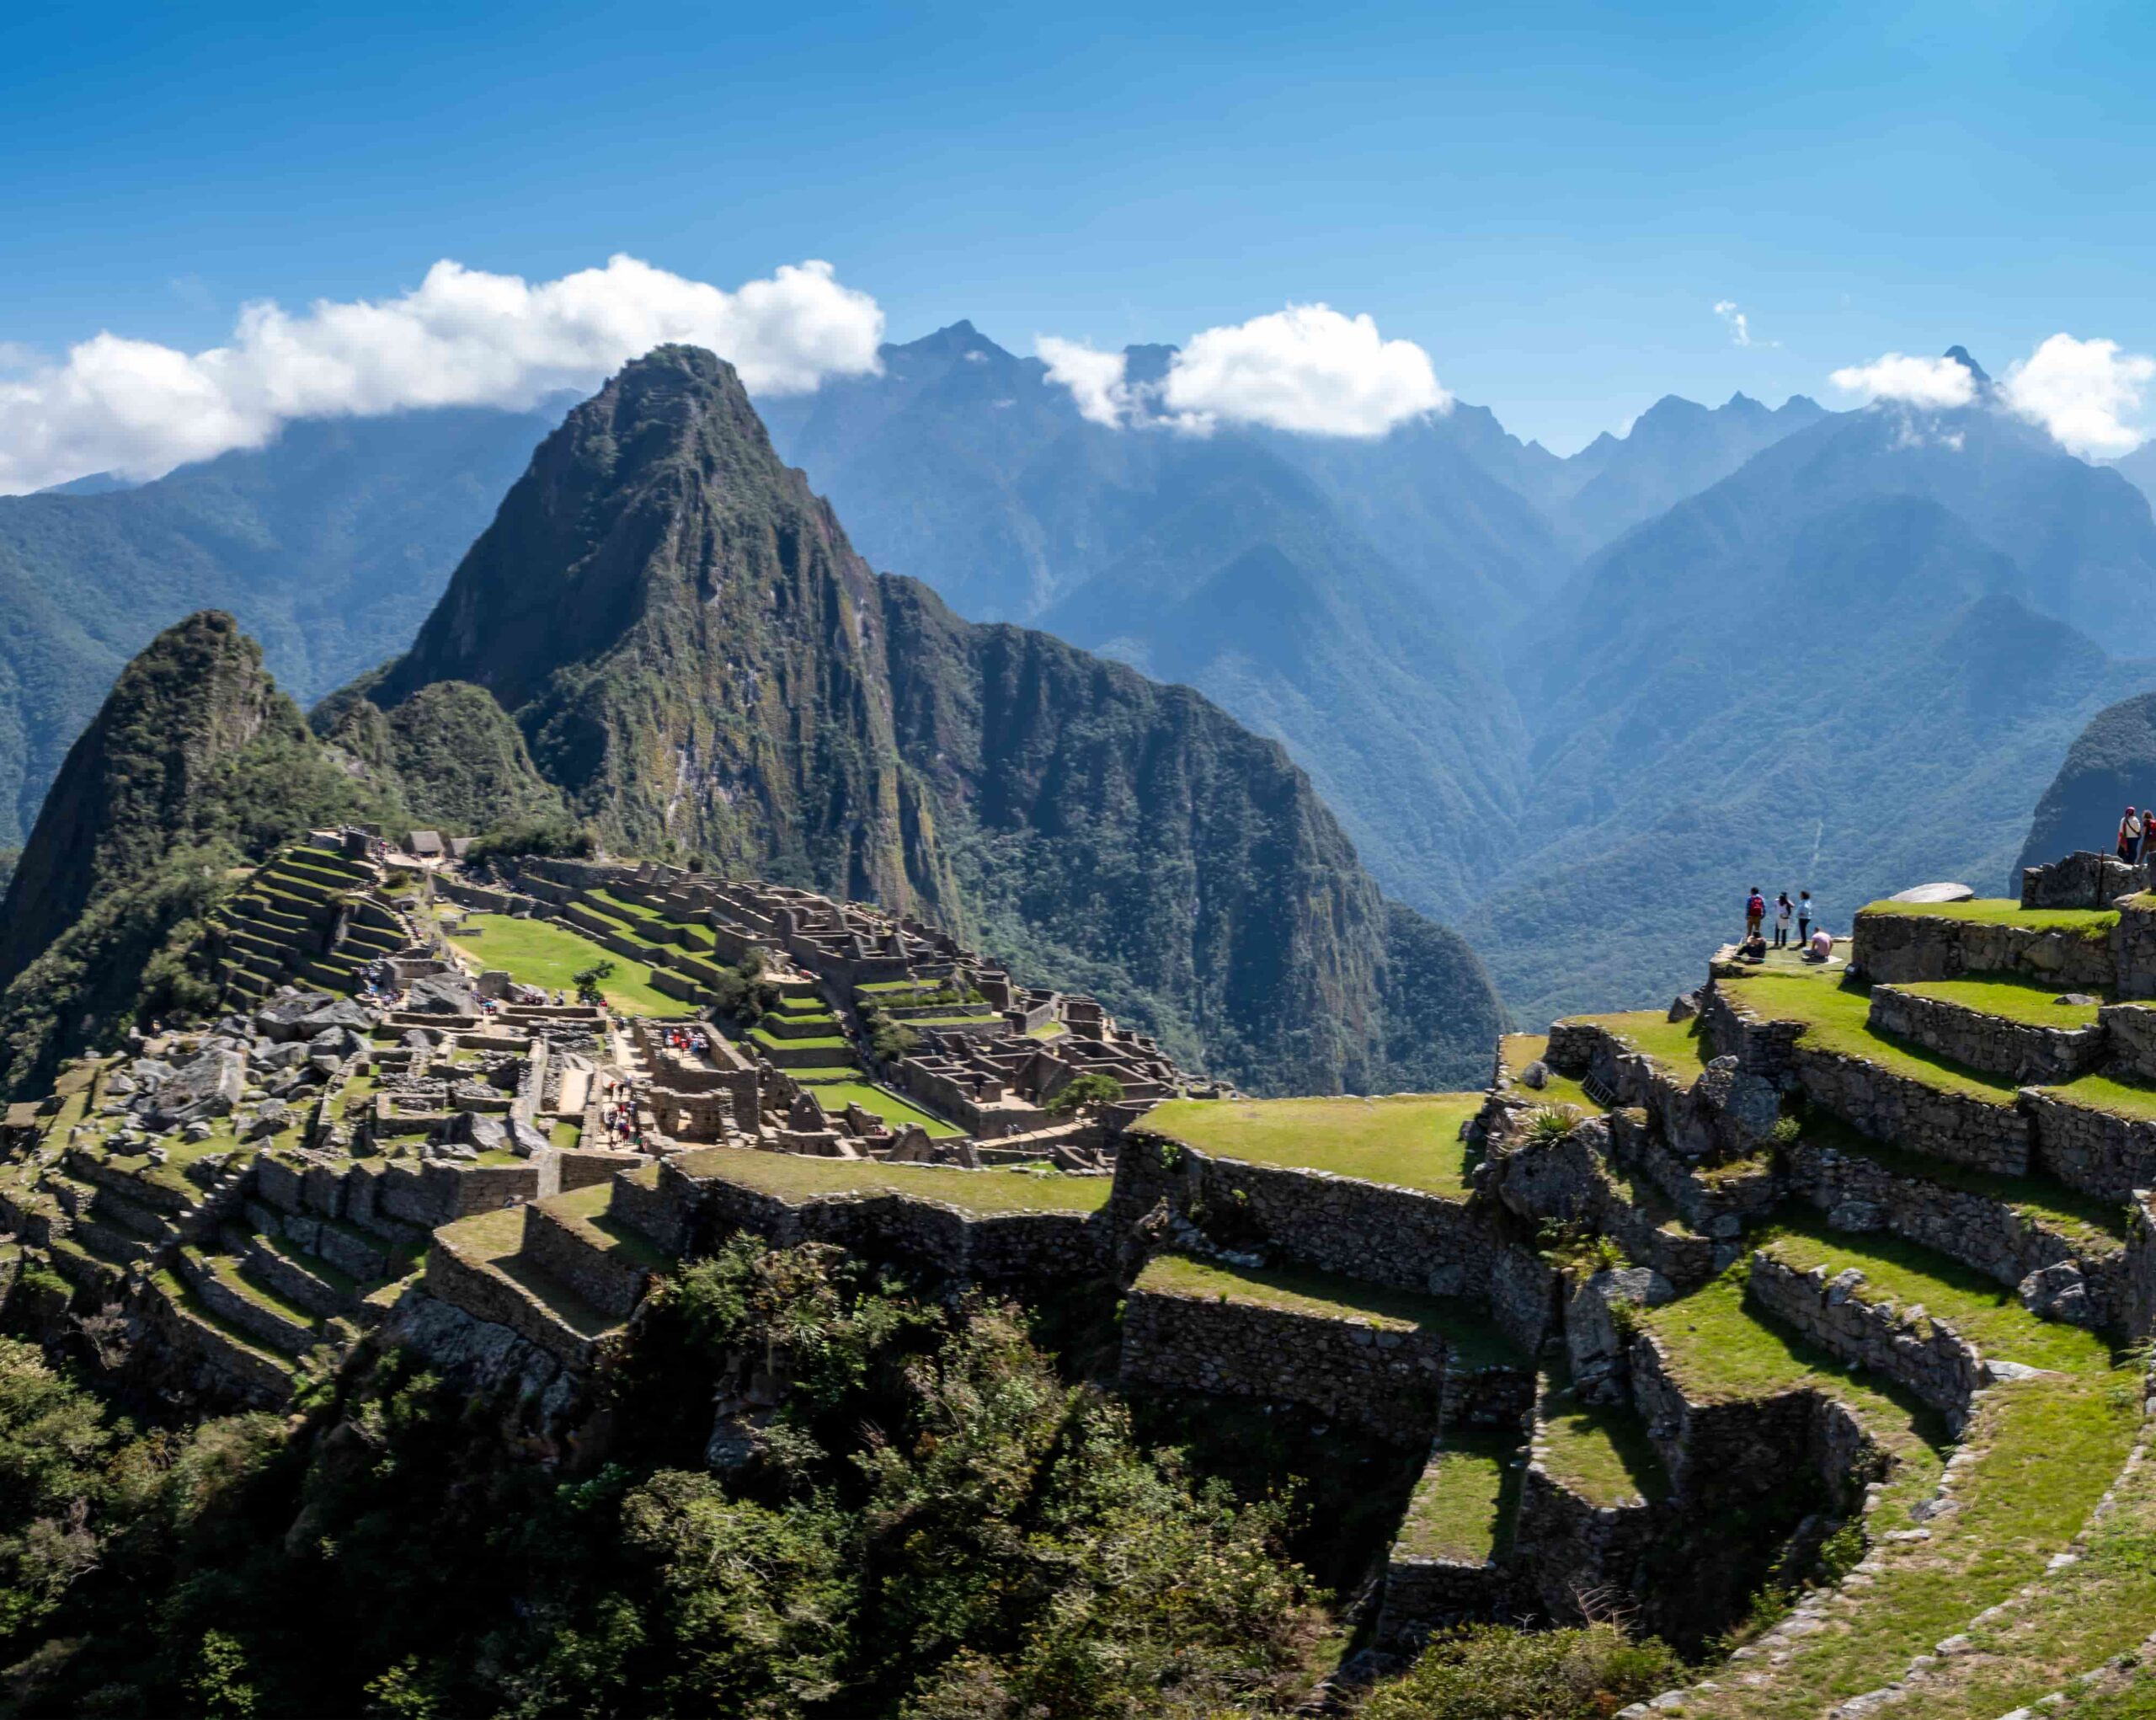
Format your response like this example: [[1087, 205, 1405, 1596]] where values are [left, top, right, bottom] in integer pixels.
[[1358, 1622, 1684, 1719], [1048, 1071, 1125, 1115]]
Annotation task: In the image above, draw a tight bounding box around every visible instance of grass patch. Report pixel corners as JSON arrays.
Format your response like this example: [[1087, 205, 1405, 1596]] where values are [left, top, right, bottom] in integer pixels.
[[1141, 1094, 1480, 1197], [446, 914, 680, 1016], [2039, 1070, 2156, 1124], [1026, 1020, 1069, 1040], [670, 1147, 1112, 1215], [1537, 1365, 1667, 1506], [1859, 899, 2119, 937], [1760, 1218, 2114, 1374], [1723, 975, 2020, 1103], [1697, 1372, 2139, 1720], [1499, 1034, 1604, 1113], [786, 1066, 865, 1083], [1565, 1008, 1716, 1076], [750, 1028, 851, 1052], [549, 1119, 583, 1150], [805, 1082, 963, 1138], [1888, 975, 2105, 1027], [1135, 1253, 1520, 1369], [1396, 1431, 1520, 1562]]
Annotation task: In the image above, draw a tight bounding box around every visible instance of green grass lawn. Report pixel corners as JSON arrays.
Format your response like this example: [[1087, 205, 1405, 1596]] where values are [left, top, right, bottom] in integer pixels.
[[750, 1028, 851, 1052], [1567, 1008, 1716, 1076], [446, 915, 681, 1016], [807, 1082, 963, 1138], [549, 1120, 583, 1150], [1396, 1432, 1520, 1562], [1886, 975, 2105, 1027], [670, 1147, 1111, 1215], [1026, 1020, 1069, 1040], [1760, 1219, 2114, 1374], [1135, 1253, 1520, 1367], [1722, 975, 2020, 1103], [2036, 1068, 2156, 1123], [1858, 899, 2119, 937], [1537, 1365, 1667, 1507], [1141, 1093, 1480, 1197], [1499, 1034, 1603, 1113], [786, 1066, 865, 1082]]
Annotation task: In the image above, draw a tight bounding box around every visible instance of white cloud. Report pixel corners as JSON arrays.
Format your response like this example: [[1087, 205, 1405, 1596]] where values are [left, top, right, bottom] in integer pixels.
[[0, 255, 884, 494], [2000, 333, 2155, 458], [1035, 335, 1131, 427], [1828, 351, 1979, 410], [1161, 304, 1449, 435], [1714, 300, 1754, 347], [1038, 303, 1447, 437]]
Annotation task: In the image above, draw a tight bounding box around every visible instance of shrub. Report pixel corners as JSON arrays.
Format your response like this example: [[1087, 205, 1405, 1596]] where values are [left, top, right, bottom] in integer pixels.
[[1525, 1105, 1579, 1144], [1358, 1622, 1684, 1720], [1047, 1072, 1124, 1115]]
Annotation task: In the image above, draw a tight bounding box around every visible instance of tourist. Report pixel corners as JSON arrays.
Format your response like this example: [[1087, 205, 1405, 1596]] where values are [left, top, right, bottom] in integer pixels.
[[2143, 817, 2156, 865], [1737, 931, 1768, 963], [2122, 807, 2144, 863], [1797, 889, 1814, 945], [1745, 887, 1766, 941], [1774, 892, 1794, 949], [1806, 925, 1834, 964]]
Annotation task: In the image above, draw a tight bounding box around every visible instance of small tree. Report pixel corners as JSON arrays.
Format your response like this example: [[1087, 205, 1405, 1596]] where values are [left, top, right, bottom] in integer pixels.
[[572, 960, 615, 1003], [1047, 1072, 1123, 1116]]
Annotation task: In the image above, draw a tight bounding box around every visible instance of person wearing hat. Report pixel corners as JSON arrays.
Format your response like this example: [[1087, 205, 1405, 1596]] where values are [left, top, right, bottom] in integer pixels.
[[2122, 807, 2144, 863]]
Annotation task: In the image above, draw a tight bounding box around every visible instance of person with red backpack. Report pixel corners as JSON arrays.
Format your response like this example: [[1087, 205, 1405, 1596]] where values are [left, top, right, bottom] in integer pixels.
[[1746, 887, 1767, 941]]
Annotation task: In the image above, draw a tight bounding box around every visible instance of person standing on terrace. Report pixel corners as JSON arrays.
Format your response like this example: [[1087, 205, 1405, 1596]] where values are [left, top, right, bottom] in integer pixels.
[[1797, 889, 1814, 946], [1745, 887, 1766, 941], [2121, 806, 2144, 863], [1774, 892, 1794, 948]]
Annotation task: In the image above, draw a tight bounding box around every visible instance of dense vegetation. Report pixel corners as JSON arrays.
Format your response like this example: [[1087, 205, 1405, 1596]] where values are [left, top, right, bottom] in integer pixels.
[[364, 345, 1502, 1092], [0, 1240, 1682, 1718]]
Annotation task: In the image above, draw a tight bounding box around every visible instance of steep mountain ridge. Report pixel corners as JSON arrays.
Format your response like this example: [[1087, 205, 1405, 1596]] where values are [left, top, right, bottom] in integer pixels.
[[373, 345, 1502, 1092]]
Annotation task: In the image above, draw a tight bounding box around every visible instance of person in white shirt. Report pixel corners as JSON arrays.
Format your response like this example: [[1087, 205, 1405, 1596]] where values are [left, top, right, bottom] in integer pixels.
[[1774, 892, 1794, 948], [1797, 890, 1815, 945]]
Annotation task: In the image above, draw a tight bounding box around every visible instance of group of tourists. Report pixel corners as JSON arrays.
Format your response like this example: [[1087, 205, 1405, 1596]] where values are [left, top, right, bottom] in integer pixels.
[[1739, 887, 1833, 963], [656, 1024, 713, 1061], [2118, 807, 2156, 863]]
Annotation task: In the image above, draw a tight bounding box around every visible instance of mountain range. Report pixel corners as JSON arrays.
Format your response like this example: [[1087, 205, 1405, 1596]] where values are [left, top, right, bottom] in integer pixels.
[[6, 328, 2156, 1034]]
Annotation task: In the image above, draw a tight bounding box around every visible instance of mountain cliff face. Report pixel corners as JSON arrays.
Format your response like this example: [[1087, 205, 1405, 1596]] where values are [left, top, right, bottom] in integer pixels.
[[374, 346, 1501, 1092], [2018, 691, 2156, 880], [0, 612, 401, 1093]]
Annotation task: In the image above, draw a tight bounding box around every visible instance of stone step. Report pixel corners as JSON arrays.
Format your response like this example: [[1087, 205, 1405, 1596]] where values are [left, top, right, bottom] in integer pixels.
[[141, 1269, 299, 1407], [177, 1246, 322, 1357], [228, 1226, 360, 1320], [1866, 980, 2105, 1084], [424, 1207, 621, 1370], [519, 1183, 671, 1321]]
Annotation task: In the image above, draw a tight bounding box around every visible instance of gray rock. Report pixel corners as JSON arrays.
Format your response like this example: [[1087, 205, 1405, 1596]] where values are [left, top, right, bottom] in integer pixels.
[[2018, 1262, 2098, 1327], [298, 999, 375, 1034], [244, 1100, 295, 1140], [1888, 882, 1976, 904], [129, 1058, 177, 1090], [156, 1049, 246, 1125], [1693, 1055, 1780, 1148], [1828, 1199, 1884, 1231], [259, 1042, 314, 1071], [181, 1121, 216, 1144], [406, 975, 480, 1017], [256, 991, 339, 1039], [1518, 1060, 1550, 1091], [508, 1117, 553, 1159], [451, 1112, 510, 1155], [1668, 991, 1701, 1023]]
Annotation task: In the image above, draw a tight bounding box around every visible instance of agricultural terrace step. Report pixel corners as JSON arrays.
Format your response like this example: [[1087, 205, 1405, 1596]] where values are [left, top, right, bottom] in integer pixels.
[[1673, 1372, 2137, 1720], [520, 1185, 672, 1321], [1495, 1034, 1603, 1115], [141, 1269, 299, 1407], [424, 1205, 620, 1370], [1852, 898, 2120, 991], [1138, 1093, 1480, 1199], [1867, 978, 2105, 1083], [669, 1147, 1112, 1216], [177, 1246, 321, 1356], [1532, 1365, 1666, 1509], [1374, 1430, 1524, 1648]]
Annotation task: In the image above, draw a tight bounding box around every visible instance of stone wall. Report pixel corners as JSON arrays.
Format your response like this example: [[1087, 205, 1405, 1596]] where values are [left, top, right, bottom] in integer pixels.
[[1747, 1252, 1986, 1424], [1485, 1119, 1721, 1288], [2101, 1004, 2156, 1083], [1788, 1044, 2031, 1174], [1866, 986, 2103, 1084], [1118, 1285, 1451, 1446], [1700, 988, 1809, 1084], [1785, 1135, 2126, 1330], [1851, 910, 2117, 991], [2025, 1092, 2156, 1203], [1508, 1462, 1658, 1626], [2116, 897, 2156, 999], [2022, 851, 2146, 910], [673, 1159, 1108, 1285], [521, 1201, 652, 1320], [2128, 1194, 2156, 1340], [1112, 1130, 1508, 1298]]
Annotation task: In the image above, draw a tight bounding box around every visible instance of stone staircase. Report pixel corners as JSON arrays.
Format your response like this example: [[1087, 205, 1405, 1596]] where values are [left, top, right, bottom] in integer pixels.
[[210, 843, 411, 1006]]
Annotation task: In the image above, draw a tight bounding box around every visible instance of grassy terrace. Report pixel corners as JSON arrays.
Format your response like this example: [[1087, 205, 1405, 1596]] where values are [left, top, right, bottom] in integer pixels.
[[544, 1183, 672, 1270], [1801, 1116, 2127, 1248], [750, 1028, 851, 1052], [446, 914, 681, 1016], [1135, 1253, 1520, 1369], [786, 1066, 863, 1083], [1858, 897, 2119, 936], [2038, 1069, 2156, 1123], [1499, 1034, 1601, 1112], [1692, 1372, 2137, 1720], [671, 1147, 1111, 1215], [1759, 1219, 2114, 1374], [1887, 975, 2105, 1026], [1395, 1431, 1520, 1562], [806, 1082, 962, 1137], [1561, 1009, 1716, 1077], [1537, 1365, 1667, 1507], [1140, 1094, 1480, 1197], [1722, 975, 2020, 1103]]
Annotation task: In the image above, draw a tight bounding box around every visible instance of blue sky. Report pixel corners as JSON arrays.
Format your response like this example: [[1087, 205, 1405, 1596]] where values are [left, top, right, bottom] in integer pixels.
[[2, 0, 2152, 453]]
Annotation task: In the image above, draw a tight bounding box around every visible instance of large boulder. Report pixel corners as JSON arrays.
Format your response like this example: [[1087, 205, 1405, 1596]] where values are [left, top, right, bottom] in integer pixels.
[[155, 1050, 246, 1125], [298, 999, 375, 1035], [406, 975, 480, 1018], [257, 991, 339, 1041]]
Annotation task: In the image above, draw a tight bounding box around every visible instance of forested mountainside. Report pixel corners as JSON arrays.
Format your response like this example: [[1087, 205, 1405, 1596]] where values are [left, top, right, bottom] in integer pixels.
[[354, 345, 1500, 1094], [0, 402, 562, 847], [2019, 690, 2156, 879]]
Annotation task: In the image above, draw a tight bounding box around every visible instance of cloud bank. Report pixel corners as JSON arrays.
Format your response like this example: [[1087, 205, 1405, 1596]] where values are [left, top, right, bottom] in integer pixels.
[[0, 255, 884, 494], [1828, 351, 1979, 409], [1036, 302, 1449, 437], [2000, 334, 2155, 458]]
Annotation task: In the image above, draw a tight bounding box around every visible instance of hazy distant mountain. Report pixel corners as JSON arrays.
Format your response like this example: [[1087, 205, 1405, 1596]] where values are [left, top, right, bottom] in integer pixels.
[[2018, 690, 2156, 880], [1469, 382, 2156, 1020], [0, 403, 563, 843]]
